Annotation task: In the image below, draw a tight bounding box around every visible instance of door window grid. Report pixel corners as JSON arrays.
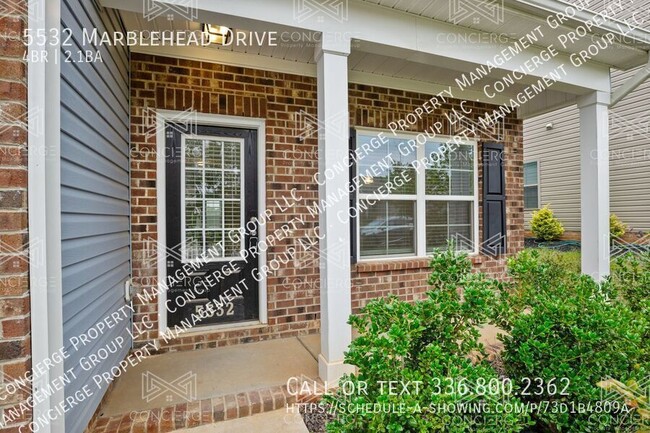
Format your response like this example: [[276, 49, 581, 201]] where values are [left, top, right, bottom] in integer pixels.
[[182, 136, 244, 261]]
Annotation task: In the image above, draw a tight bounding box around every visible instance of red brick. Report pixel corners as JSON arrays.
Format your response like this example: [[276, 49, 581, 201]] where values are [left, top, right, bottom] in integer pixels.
[[128, 53, 522, 352], [0, 60, 25, 81], [2, 317, 29, 338]]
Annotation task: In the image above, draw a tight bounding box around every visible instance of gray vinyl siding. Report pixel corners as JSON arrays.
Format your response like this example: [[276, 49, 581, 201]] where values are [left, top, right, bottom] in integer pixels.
[[60, 2, 131, 433], [523, 105, 581, 230], [524, 67, 650, 233]]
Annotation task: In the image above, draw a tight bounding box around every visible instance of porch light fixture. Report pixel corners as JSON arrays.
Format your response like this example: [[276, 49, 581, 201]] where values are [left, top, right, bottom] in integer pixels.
[[202, 24, 232, 45]]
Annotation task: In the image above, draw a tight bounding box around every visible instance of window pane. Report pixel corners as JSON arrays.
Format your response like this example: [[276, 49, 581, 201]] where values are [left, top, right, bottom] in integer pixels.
[[205, 230, 224, 257], [223, 230, 241, 257], [524, 162, 538, 185], [185, 200, 203, 229], [449, 225, 472, 248], [205, 200, 223, 228], [426, 226, 448, 250], [185, 230, 203, 260], [524, 186, 539, 209], [358, 135, 389, 194], [185, 170, 202, 198], [451, 144, 473, 170], [223, 171, 240, 199], [426, 169, 449, 195], [425, 201, 448, 250], [387, 201, 415, 255], [426, 201, 473, 252], [359, 201, 387, 256], [450, 170, 473, 195], [185, 139, 203, 168], [204, 171, 222, 198], [224, 201, 240, 229], [223, 142, 240, 169], [425, 142, 473, 196], [425, 142, 450, 169], [388, 139, 417, 194], [205, 140, 222, 168], [426, 200, 447, 225], [360, 200, 415, 257], [449, 201, 471, 223]]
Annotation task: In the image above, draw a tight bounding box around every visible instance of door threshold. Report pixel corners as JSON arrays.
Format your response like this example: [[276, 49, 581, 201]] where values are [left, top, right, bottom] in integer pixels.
[[163, 320, 265, 337]]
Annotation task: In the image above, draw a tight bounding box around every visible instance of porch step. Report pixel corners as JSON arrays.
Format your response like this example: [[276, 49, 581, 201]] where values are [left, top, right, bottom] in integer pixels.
[[89, 384, 298, 433], [172, 410, 309, 433]]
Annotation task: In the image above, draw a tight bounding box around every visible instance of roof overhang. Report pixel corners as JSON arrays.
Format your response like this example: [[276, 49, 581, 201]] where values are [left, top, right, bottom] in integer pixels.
[[101, 0, 650, 118]]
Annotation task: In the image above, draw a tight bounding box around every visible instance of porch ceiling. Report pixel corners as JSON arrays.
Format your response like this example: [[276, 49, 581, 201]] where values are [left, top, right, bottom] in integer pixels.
[[119, 10, 578, 109], [108, 0, 650, 118]]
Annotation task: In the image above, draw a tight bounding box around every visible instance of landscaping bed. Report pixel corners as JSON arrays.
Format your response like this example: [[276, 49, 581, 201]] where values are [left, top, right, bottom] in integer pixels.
[[310, 247, 650, 433], [524, 237, 581, 251]]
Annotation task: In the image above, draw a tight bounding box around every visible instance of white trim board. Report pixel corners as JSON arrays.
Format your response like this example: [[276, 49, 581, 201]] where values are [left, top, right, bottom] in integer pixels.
[[28, 0, 65, 432], [156, 111, 268, 336]]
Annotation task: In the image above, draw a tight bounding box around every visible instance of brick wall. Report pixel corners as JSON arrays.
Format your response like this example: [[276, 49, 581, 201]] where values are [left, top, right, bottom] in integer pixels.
[[348, 85, 524, 311], [130, 53, 523, 352], [0, 4, 32, 432], [130, 54, 321, 352]]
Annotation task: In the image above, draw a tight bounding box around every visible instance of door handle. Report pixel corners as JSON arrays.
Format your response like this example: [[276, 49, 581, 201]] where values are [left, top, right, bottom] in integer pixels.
[[248, 217, 257, 236]]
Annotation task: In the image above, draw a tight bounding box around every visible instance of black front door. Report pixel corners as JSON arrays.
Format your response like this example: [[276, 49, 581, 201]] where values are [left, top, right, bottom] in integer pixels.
[[165, 124, 259, 328]]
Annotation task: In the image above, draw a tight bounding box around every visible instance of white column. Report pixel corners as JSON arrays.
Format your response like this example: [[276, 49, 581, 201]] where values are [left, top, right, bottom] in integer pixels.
[[315, 37, 354, 382], [578, 91, 610, 281]]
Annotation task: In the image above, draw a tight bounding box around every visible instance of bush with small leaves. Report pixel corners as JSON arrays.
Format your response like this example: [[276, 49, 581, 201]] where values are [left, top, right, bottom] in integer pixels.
[[500, 256, 649, 433], [611, 252, 650, 312], [324, 246, 531, 433], [530, 205, 564, 241], [610, 214, 627, 240]]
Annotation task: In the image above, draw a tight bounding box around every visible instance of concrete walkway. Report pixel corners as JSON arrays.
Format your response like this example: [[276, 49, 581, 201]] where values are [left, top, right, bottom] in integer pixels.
[[173, 410, 309, 433]]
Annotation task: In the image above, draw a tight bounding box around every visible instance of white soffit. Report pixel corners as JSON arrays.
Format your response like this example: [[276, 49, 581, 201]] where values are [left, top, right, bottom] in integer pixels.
[[360, 0, 650, 69]]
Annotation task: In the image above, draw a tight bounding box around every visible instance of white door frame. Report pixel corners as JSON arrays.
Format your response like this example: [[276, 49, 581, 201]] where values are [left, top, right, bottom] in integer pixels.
[[155, 110, 267, 334]]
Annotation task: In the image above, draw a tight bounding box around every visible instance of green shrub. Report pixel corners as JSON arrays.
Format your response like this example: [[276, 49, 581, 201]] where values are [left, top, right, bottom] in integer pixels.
[[530, 205, 564, 241], [500, 256, 649, 433], [610, 214, 627, 240], [508, 249, 577, 291], [325, 247, 531, 433], [326, 246, 649, 433], [611, 252, 650, 312]]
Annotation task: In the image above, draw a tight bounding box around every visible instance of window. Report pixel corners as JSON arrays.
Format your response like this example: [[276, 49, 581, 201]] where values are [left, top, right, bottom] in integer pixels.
[[182, 136, 244, 261], [356, 131, 478, 259], [523, 161, 539, 210]]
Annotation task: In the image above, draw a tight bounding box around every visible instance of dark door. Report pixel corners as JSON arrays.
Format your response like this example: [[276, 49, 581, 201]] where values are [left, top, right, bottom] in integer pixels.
[[166, 124, 259, 327]]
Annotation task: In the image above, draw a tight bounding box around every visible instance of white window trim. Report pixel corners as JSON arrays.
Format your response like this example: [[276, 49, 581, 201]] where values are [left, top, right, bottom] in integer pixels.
[[156, 111, 267, 335], [355, 129, 479, 261], [524, 160, 541, 210], [180, 134, 246, 263]]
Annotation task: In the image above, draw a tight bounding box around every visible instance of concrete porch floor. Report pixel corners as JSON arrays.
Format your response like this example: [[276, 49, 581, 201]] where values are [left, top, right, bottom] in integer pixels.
[[99, 334, 320, 418], [91, 327, 505, 433]]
